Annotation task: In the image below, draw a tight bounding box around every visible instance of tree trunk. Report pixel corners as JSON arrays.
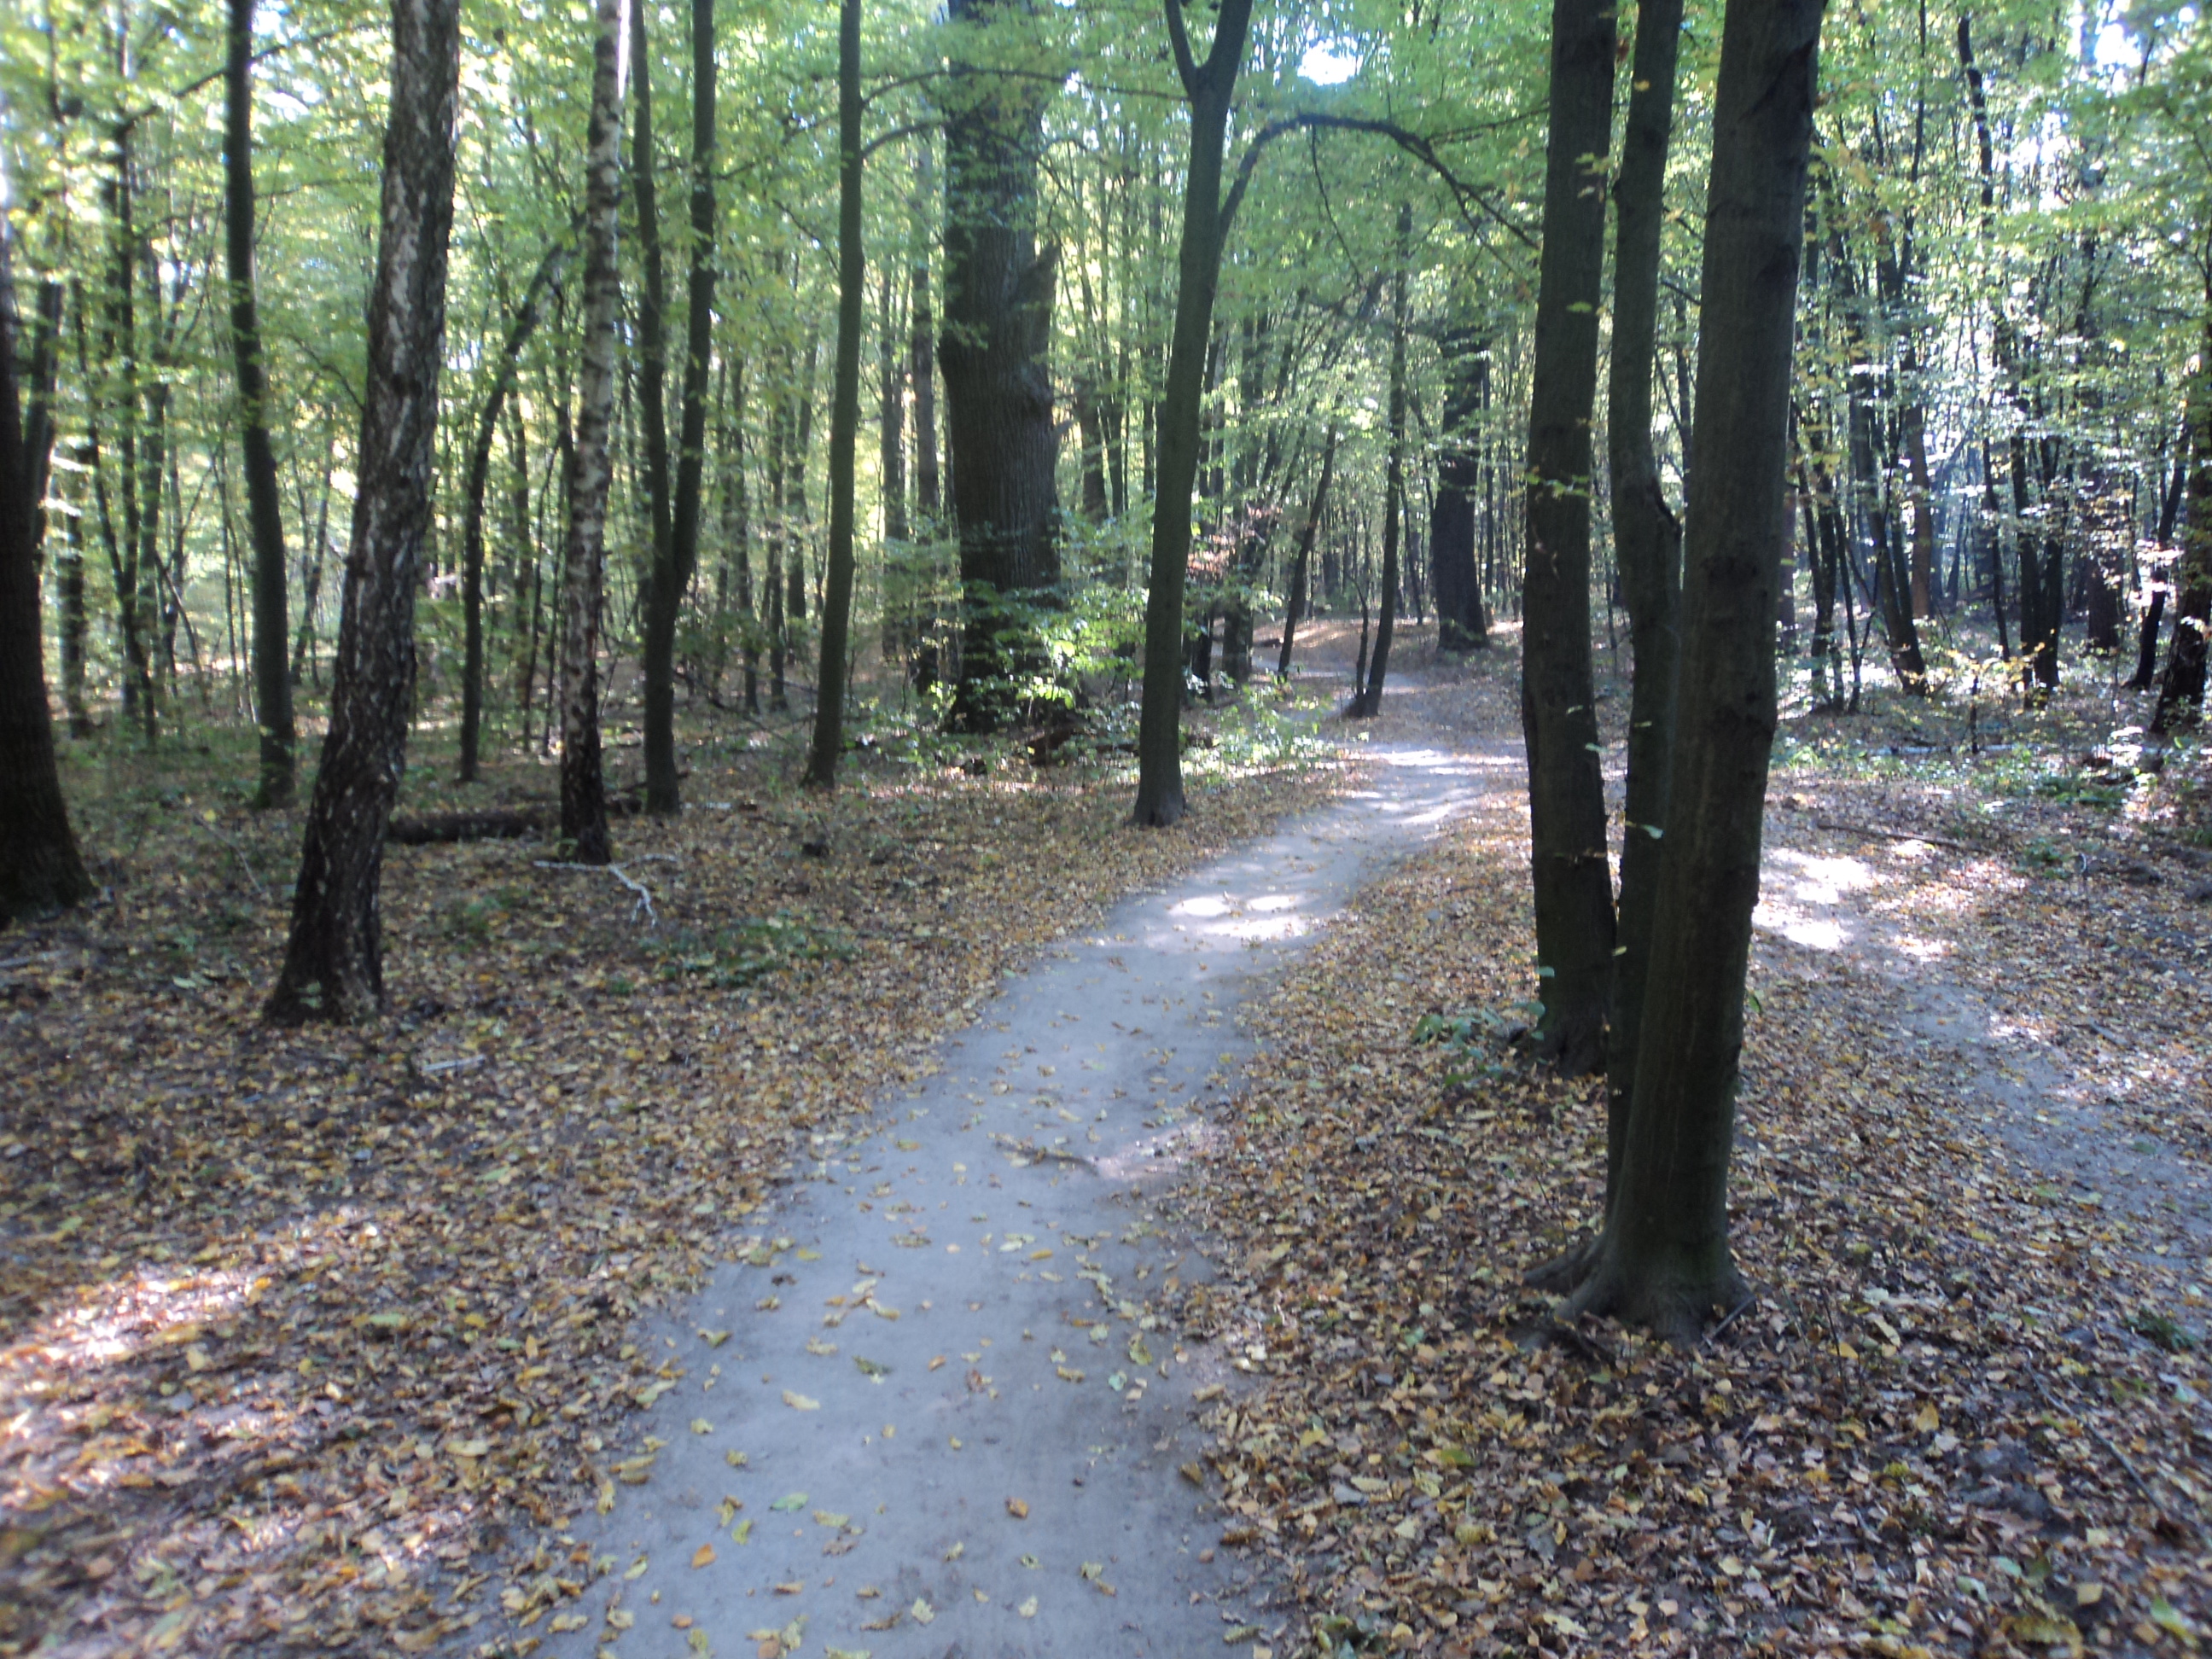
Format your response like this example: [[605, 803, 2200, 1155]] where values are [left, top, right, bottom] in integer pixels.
[[911, 147, 940, 524], [1277, 424, 1336, 677], [878, 271, 908, 661], [1350, 206, 1411, 718], [1, 234, 96, 924], [804, 0, 864, 789], [642, 0, 719, 812], [1518, 0, 1618, 1074], [2155, 301, 2211, 733], [459, 236, 568, 783], [1431, 307, 1489, 652], [224, 0, 296, 806], [264, 0, 462, 1021], [1131, 0, 1255, 827], [2133, 416, 2190, 689], [1561, 0, 1823, 1342], [940, 0, 1060, 732], [1600, 0, 1685, 1186], [558, 0, 626, 865]]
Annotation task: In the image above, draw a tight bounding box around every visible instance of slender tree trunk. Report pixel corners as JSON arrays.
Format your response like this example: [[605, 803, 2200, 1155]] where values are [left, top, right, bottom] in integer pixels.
[[264, 0, 462, 1020], [1277, 424, 1336, 677], [1, 233, 96, 923], [558, 0, 626, 865], [641, 0, 718, 812], [911, 146, 940, 525], [224, 0, 296, 806], [805, 0, 864, 788], [1131, 0, 1256, 826], [459, 236, 568, 782], [1601, 0, 1685, 1182], [1350, 206, 1411, 717], [878, 270, 909, 660], [940, 0, 1061, 732], [2155, 299, 2211, 732], [1561, 0, 1824, 1341], [1518, 0, 1619, 1073]]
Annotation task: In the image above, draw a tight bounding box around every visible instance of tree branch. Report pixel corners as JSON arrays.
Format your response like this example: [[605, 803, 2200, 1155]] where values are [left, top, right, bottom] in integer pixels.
[[1162, 0, 1199, 98]]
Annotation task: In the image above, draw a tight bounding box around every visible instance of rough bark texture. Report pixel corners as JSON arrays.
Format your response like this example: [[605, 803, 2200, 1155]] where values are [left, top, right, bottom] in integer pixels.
[[559, 0, 626, 866], [1519, 0, 1619, 1074], [642, 0, 719, 813], [940, 0, 1060, 732], [1, 236, 96, 924], [804, 0, 864, 789], [1564, 0, 1823, 1341], [224, 0, 295, 808], [264, 0, 461, 1020], [459, 236, 568, 783], [1132, 0, 1254, 827], [1601, 0, 1685, 1178]]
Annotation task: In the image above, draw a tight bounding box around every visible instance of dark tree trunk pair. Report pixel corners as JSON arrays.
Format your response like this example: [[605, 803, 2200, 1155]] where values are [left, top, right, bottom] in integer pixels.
[[1557, 0, 1826, 1341], [1130, 0, 1257, 827], [2155, 300, 2211, 733], [940, 0, 1061, 733], [1518, 0, 1618, 1073], [264, 0, 462, 1020]]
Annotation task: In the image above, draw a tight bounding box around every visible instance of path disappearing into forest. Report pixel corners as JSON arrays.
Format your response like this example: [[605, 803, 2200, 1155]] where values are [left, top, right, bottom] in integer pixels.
[[535, 661, 1516, 1658]]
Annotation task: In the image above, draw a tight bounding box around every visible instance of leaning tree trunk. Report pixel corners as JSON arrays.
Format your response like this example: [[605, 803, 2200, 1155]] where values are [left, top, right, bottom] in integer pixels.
[[1277, 424, 1337, 677], [224, 0, 296, 807], [263, 0, 461, 1021], [1130, 0, 1256, 827], [641, 0, 719, 813], [1599, 0, 1685, 1190], [1561, 0, 1824, 1342], [1518, 0, 1619, 1074], [557, 0, 626, 865], [459, 235, 568, 783], [803, 0, 864, 789], [940, 0, 1060, 733], [0, 231, 96, 924]]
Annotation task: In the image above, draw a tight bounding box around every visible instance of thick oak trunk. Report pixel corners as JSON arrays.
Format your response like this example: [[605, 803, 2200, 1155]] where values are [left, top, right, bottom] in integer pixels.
[[940, 0, 1060, 732], [264, 0, 461, 1020]]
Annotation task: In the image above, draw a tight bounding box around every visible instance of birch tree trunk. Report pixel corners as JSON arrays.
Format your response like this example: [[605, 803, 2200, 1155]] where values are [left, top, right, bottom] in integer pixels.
[[264, 0, 462, 1020], [559, 0, 627, 865]]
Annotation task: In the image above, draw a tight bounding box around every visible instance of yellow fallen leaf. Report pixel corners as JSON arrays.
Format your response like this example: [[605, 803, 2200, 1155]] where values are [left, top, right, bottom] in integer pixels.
[[910, 1598, 934, 1624], [1018, 1597, 1038, 1618], [1912, 1401, 1940, 1434], [690, 1418, 714, 1435], [783, 1390, 820, 1411], [693, 1543, 717, 1569], [1006, 1497, 1030, 1519]]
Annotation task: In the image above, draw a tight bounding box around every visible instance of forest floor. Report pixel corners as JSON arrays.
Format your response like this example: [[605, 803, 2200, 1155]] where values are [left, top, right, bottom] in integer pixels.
[[1173, 624, 2212, 1657], [0, 674, 1348, 1657], [6, 624, 2210, 1659]]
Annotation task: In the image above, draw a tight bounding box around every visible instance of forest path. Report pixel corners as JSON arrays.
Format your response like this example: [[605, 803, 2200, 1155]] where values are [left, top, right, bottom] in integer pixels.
[[534, 643, 1514, 1659]]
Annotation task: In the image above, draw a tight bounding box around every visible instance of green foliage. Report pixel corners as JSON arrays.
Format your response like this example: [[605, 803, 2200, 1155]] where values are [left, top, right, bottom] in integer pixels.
[[647, 915, 856, 990]]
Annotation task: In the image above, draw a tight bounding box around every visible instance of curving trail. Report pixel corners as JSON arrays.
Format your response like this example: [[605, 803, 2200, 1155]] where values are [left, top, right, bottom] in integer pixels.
[[538, 646, 1509, 1659]]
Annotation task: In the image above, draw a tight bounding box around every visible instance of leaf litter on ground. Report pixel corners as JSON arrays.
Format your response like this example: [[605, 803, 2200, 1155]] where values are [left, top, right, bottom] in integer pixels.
[[0, 707, 1345, 1656]]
